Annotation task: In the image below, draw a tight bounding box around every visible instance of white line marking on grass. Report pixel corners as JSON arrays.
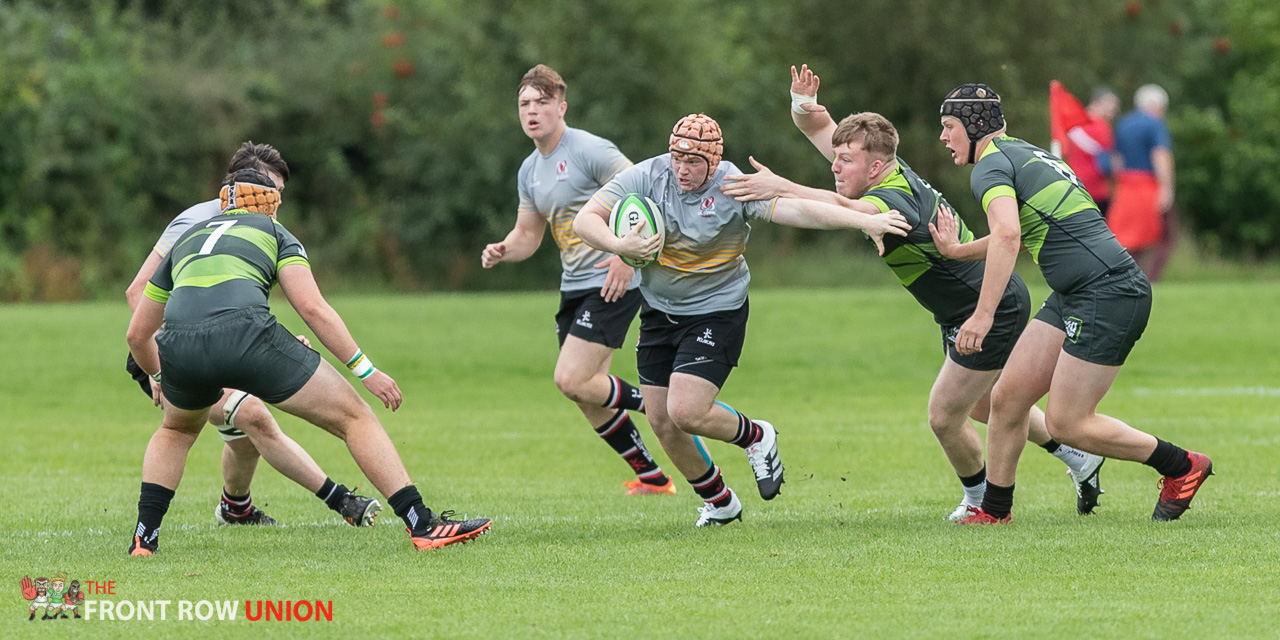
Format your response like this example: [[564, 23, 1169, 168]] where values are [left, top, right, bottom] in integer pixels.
[[1131, 386, 1280, 397]]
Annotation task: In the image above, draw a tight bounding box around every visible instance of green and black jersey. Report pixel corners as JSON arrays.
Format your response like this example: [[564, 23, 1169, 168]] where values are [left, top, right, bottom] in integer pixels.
[[861, 158, 1025, 326], [970, 136, 1134, 293], [144, 210, 310, 323]]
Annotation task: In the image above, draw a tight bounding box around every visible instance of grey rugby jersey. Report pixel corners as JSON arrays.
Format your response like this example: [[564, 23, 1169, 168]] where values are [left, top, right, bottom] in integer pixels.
[[590, 155, 777, 315], [517, 127, 636, 291], [153, 199, 221, 257]]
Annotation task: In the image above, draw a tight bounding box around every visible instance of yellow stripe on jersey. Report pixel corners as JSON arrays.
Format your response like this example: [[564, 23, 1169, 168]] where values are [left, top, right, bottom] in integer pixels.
[[143, 282, 171, 304]]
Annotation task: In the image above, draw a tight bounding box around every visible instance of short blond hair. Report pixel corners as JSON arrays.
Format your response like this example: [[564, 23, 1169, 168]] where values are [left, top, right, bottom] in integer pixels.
[[831, 112, 898, 161], [518, 64, 566, 101]]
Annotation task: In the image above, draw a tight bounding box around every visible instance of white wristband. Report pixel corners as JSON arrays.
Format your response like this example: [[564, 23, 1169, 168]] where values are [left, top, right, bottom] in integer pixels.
[[345, 349, 376, 380], [790, 90, 818, 115]]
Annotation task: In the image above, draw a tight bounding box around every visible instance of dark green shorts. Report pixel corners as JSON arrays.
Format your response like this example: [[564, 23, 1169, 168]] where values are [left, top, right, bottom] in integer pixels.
[[155, 309, 321, 410], [1034, 265, 1152, 366], [941, 278, 1031, 372]]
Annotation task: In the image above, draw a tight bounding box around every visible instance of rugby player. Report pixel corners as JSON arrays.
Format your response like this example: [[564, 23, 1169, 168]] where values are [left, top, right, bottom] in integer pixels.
[[721, 65, 1105, 519], [574, 113, 911, 526], [124, 143, 380, 528], [126, 169, 490, 554], [932, 83, 1211, 523], [482, 65, 672, 495]]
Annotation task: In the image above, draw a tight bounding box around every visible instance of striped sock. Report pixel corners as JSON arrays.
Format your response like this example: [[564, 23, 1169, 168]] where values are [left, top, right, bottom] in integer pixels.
[[221, 489, 253, 519], [388, 486, 434, 535], [135, 482, 174, 549], [728, 412, 761, 448], [602, 375, 645, 413], [689, 465, 732, 508], [314, 478, 351, 512], [594, 409, 665, 484]]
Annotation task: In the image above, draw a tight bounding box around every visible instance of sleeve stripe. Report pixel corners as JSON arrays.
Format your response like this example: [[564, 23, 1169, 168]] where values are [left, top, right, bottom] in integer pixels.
[[143, 282, 171, 304], [277, 256, 311, 270], [860, 195, 891, 213], [981, 185, 1018, 212]]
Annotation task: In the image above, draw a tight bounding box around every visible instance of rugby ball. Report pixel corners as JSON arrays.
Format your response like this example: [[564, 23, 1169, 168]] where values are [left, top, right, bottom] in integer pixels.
[[609, 193, 665, 268]]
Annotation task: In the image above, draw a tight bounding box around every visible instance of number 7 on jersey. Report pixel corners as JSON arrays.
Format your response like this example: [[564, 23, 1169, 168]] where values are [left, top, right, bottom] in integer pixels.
[[199, 220, 238, 255]]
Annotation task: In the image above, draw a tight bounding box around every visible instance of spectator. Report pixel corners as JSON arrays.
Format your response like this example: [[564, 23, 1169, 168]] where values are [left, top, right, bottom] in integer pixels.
[[1065, 87, 1120, 214], [1109, 84, 1176, 281]]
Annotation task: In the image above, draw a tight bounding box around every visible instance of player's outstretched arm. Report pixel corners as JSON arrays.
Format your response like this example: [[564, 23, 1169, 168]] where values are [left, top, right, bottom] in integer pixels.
[[481, 211, 546, 268], [770, 198, 911, 255], [790, 64, 837, 160], [278, 265, 402, 410], [573, 198, 661, 262], [724, 156, 855, 208], [928, 203, 990, 261]]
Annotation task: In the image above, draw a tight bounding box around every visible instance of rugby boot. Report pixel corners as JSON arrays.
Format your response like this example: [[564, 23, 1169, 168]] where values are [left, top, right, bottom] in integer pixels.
[[410, 511, 492, 550], [1153, 452, 1214, 521], [695, 490, 743, 527], [745, 420, 784, 500]]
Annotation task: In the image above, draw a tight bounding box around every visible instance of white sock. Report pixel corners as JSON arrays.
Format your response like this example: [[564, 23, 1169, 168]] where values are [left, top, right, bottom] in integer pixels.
[[1052, 445, 1093, 474], [962, 480, 986, 507]]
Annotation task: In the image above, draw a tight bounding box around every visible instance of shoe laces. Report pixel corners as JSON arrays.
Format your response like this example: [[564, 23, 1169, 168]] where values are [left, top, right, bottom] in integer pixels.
[[746, 443, 771, 480]]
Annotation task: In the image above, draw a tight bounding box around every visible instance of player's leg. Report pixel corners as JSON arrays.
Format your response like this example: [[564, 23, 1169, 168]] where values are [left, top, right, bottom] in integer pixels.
[[208, 390, 377, 525], [642, 383, 742, 527], [927, 358, 998, 519], [1046, 353, 1210, 520], [130, 403, 210, 555], [273, 360, 489, 547], [635, 311, 741, 526], [958, 319, 1061, 524], [663, 301, 784, 501], [556, 335, 669, 492]]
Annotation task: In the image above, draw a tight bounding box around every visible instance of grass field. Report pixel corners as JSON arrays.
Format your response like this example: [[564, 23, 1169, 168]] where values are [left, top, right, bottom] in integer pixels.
[[4, 283, 1279, 639]]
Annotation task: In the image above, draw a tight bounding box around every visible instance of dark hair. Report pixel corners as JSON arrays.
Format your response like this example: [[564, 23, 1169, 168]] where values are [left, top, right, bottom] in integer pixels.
[[221, 168, 276, 189], [518, 64, 567, 101], [227, 141, 289, 183]]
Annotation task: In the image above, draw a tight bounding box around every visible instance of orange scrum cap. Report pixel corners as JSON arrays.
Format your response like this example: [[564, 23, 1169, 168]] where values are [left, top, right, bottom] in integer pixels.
[[669, 113, 723, 181], [219, 168, 281, 217]]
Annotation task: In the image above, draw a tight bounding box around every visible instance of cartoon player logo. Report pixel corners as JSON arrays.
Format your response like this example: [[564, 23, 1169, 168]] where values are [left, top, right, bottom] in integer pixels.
[[20, 574, 80, 620]]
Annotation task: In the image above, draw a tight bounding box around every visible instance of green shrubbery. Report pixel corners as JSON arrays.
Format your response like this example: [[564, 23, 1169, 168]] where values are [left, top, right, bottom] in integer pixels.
[[0, 0, 1273, 301]]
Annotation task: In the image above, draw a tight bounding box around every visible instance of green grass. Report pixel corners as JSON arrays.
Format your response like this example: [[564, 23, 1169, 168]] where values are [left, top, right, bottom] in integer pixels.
[[3, 283, 1278, 638]]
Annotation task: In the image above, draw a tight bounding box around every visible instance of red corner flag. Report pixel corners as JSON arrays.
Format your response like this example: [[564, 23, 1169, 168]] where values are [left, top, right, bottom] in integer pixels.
[[1049, 80, 1089, 158]]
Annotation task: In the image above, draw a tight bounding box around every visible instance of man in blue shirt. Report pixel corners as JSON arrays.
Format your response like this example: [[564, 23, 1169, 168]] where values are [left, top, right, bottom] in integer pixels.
[[1108, 84, 1176, 281]]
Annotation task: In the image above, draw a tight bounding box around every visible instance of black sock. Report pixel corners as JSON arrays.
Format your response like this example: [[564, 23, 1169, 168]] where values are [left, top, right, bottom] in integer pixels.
[[959, 466, 987, 488], [980, 482, 1015, 519], [388, 486, 435, 534], [315, 478, 351, 511], [1145, 439, 1192, 478], [1039, 439, 1062, 454], [594, 410, 666, 484], [220, 489, 252, 518], [603, 375, 646, 413], [689, 466, 732, 508], [728, 412, 761, 449], [136, 482, 175, 549]]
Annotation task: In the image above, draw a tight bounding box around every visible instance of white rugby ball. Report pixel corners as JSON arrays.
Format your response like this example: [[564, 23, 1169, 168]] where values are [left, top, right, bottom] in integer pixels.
[[609, 193, 664, 268]]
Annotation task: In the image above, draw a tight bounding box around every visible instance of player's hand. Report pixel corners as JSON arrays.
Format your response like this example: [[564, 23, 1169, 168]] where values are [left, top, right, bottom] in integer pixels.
[[362, 370, 403, 411], [594, 255, 634, 303], [481, 242, 506, 268], [21, 576, 35, 600], [865, 210, 913, 256], [612, 218, 662, 262], [150, 378, 164, 407], [928, 203, 962, 258], [790, 64, 827, 114], [723, 157, 794, 202], [295, 334, 312, 348], [955, 312, 993, 356]]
